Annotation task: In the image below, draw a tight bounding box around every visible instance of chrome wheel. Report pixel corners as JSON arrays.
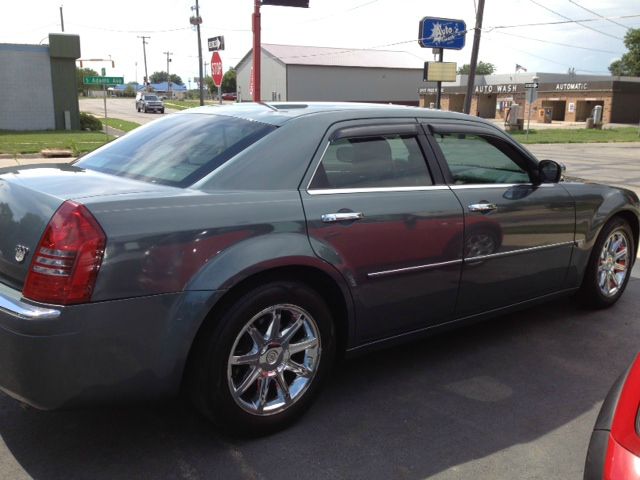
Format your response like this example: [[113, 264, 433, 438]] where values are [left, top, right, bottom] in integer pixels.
[[597, 229, 630, 298], [227, 304, 321, 416]]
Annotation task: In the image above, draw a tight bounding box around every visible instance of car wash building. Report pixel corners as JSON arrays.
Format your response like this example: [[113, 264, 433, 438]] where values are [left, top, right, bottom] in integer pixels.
[[419, 73, 640, 124]]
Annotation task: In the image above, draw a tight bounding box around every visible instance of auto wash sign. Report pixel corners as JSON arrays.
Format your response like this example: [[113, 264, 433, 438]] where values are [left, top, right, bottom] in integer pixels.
[[474, 84, 519, 94], [555, 83, 588, 91]]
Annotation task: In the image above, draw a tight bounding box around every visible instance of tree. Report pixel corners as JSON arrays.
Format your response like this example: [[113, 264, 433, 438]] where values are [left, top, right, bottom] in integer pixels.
[[203, 75, 215, 95], [149, 71, 184, 85], [76, 67, 99, 95], [457, 61, 496, 75], [609, 28, 640, 76], [222, 68, 237, 93]]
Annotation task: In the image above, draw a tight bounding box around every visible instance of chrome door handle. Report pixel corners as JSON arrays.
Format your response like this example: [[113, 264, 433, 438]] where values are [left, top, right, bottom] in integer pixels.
[[321, 212, 364, 223], [468, 203, 497, 212]]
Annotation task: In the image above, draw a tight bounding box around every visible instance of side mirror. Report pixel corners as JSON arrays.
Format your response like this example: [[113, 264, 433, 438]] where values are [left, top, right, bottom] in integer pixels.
[[537, 159, 563, 184]]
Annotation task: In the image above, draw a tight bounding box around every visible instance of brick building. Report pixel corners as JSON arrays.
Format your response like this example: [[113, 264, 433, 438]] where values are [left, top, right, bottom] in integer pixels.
[[419, 73, 640, 124]]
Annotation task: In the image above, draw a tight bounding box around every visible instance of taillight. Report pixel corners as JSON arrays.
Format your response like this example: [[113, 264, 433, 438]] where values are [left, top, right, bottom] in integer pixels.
[[23, 201, 106, 305]]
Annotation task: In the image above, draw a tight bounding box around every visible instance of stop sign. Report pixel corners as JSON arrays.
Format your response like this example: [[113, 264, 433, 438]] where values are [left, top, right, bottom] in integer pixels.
[[211, 51, 223, 88]]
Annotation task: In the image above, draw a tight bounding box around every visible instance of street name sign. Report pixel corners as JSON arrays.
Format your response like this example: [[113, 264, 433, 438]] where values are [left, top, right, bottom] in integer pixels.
[[418, 17, 466, 50], [524, 82, 539, 89], [84, 76, 124, 85], [207, 36, 225, 52]]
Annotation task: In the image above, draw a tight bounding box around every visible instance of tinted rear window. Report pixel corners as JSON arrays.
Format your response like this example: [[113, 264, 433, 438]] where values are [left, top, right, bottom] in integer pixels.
[[75, 114, 276, 187]]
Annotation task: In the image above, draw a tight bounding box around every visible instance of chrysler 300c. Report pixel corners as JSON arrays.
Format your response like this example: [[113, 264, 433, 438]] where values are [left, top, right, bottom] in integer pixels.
[[0, 103, 637, 435]]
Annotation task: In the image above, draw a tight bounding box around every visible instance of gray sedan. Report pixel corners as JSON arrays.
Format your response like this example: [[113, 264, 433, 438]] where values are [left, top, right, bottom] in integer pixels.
[[0, 103, 637, 435]]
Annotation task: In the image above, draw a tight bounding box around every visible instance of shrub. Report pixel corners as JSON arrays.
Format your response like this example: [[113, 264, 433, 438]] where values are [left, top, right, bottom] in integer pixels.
[[80, 112, 102, 131]]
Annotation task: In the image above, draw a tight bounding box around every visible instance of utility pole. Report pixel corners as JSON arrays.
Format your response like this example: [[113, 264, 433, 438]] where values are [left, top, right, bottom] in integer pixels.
[[190, 1, 204, 106], [138, 36, 150, 91], [252, 0, 261, 102], [463, 0, 485, 115], [59, 5, 65, 32], [163, 51, 173, 99]]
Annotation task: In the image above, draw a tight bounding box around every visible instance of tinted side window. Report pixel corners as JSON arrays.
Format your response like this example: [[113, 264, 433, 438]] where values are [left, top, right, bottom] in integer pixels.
[[309, 135, 433, 190], [434, 134, 530, 185]]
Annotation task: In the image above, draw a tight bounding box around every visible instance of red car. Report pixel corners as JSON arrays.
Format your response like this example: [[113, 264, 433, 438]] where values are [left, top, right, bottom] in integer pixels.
[[221, 92, 237, 101], [585, 354, 640, 479]]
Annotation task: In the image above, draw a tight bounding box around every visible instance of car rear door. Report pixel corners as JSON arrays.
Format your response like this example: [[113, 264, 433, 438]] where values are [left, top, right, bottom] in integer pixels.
[[422, 121, 576, 317], [300, 121, 465, 344]]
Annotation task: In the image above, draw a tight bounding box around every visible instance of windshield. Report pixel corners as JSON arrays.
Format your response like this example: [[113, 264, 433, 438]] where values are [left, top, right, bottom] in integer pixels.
[[144, 95, 159, 101], [75, 114, 276, 187]]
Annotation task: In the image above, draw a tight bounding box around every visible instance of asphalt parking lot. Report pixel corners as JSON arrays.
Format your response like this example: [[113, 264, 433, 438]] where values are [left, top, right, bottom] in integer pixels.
[[2, 282, 640, 479]]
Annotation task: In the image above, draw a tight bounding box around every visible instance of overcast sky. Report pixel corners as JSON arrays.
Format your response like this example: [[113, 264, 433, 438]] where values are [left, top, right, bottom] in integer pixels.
[[1, 0, 638, 85]]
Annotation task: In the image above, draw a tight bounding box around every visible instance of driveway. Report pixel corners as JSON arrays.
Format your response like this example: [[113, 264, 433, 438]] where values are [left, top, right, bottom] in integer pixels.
[[527, 142, 640, 196]]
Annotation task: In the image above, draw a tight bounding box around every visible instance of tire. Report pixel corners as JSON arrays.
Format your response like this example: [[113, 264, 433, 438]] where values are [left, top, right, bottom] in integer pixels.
[[188, 281, 336, 436], [161, 109, 165, 114], [578, 217, 635, 309]]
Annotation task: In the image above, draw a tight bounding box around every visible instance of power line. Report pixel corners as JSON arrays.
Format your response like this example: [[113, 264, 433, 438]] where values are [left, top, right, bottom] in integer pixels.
[[488, 30, 623, 54], [299, 0, 381, 24], [526, 0, 623, 40], [567, 0, 631, 30], [482, 34, 610, 74], [489, 13, 640, 30]]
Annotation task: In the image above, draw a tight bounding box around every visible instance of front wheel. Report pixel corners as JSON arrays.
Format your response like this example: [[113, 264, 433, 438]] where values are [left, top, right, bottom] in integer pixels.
[[578, 217, 635, 308], [188, 281, 335, 436]]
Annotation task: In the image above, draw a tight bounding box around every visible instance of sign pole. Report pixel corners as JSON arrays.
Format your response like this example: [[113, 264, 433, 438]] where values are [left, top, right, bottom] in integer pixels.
[[252, 0, 261, 102], [435, 49, 443, 109], [103, 84, 108, 140], [526, 94, 532, 140]]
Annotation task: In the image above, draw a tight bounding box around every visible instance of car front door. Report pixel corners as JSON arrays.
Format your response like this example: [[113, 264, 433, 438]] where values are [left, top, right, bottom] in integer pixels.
[[424, 122, 576, 317], [300, 122, 465, 344]]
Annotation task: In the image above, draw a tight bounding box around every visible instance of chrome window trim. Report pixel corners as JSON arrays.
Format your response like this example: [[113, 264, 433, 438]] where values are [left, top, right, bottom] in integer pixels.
[[465, 240, 576, 262], [308, 185, 450, 195], [368, 259, 463, 279], [0, 292, 61, 320], [450, 183, 556, 190]]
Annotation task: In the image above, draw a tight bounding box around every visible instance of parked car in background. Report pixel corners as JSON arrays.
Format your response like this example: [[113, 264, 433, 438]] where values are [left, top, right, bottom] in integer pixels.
[[135, 92, 165, 113], [585, 353, 640, 480], [0, 103, 637, 436], [221, 92, 237, 101]]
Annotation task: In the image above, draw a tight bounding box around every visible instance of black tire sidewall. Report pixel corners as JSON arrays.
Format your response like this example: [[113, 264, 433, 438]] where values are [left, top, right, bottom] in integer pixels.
[[581, 218, 635, 308], [192, 281, 335, 435]]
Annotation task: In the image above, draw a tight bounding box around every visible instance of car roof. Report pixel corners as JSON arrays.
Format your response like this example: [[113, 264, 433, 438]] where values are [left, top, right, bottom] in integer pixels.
[[179, 102, 496, 128]]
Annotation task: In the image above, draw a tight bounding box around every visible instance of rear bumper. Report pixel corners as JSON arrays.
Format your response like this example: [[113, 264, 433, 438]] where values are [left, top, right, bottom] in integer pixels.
[[0, 285, 215, 410]]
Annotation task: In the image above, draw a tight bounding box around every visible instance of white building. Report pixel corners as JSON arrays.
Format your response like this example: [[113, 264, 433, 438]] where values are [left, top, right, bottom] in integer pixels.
[[236, 44, 427, 105]]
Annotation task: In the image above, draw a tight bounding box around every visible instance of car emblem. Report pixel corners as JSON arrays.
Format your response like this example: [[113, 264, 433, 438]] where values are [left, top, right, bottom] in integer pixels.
[[14, 245, 29, 263]]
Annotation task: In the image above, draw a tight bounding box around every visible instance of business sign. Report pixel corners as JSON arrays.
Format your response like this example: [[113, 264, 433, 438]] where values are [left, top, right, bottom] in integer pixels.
[[418, 17, 466, 50], [424, 62, 457, 82], [208, 36, 225, 52], [262, 0, 309, 7], [84, 76, 123, 85]]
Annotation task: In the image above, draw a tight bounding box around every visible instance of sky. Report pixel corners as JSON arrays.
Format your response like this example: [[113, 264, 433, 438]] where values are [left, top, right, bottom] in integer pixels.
[[1, 0, 639, 86]]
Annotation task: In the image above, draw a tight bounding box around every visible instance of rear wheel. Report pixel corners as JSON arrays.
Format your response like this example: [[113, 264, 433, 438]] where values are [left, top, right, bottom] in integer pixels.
[[579, 217, 634, 308], [188, 281, 335, 436]]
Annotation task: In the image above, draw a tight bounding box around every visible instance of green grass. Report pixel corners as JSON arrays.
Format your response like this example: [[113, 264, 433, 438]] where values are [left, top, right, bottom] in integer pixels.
[[164, 99, 217, 111], [510, 127, 640, 144], [101, 118, 140, 132], [0, 131, 114, 155]]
